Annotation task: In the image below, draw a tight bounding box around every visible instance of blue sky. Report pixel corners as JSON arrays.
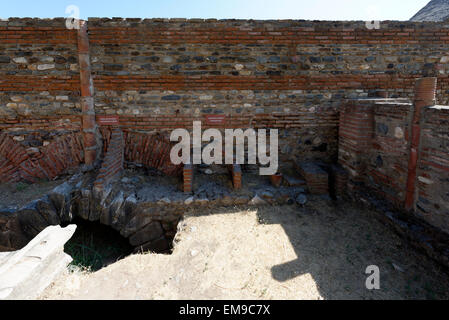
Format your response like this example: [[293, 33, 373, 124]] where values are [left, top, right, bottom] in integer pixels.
[[0, 0, 431, 21]]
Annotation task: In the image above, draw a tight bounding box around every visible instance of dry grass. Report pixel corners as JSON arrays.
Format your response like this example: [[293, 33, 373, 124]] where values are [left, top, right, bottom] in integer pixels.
[[40, 198, 449, 300]]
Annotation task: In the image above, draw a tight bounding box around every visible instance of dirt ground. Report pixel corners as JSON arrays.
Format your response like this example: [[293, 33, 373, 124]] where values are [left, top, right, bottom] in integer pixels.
[[0, 179, 67, 209], [40, 197, 449, 300]]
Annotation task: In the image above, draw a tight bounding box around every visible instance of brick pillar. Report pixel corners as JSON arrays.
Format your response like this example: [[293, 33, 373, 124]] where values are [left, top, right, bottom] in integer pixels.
[[338, 100, 375, 186], [404, 77, 437, 211], [231, 164, 242, 190], [77, 20, 97, 165], [183, 164, 193, 193]]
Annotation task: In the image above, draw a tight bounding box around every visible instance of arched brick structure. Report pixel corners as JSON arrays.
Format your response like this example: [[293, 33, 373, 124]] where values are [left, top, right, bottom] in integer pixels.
[[100, 128, 182, 176], [0, 132, 84, 183]]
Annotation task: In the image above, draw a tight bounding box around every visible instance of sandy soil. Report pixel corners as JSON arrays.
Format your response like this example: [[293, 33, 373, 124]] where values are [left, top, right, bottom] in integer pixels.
[[40, 198, 449, 300]]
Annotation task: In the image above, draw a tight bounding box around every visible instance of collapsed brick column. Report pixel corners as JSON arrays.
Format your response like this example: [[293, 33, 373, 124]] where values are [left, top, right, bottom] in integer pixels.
[[93, 128, 124, 191], [77, 20, 97, 165], [405, 77, 437, 211]]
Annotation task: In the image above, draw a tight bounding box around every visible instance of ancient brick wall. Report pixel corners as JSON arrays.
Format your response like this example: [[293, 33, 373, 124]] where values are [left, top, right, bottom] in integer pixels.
[[416, 106, 449, 233], [0, 19, 82, 181], [0, 19, 79, 118], [339, 98, 413, 202], [366, 101, 412, 207], [87, 19, 449, 167], [338, 96, 449, 234], [2, 18, 449, 182]]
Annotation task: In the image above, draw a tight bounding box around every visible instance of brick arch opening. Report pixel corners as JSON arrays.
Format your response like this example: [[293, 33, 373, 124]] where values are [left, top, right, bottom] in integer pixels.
[[0, 172, 181, 257], [63, 217, 133, 271], [100, 128, 182, 176]]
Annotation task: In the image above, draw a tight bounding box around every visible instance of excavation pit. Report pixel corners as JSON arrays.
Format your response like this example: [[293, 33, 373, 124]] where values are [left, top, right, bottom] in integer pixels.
[[63, 218, 133, 272], [0, 165, 309, 256]]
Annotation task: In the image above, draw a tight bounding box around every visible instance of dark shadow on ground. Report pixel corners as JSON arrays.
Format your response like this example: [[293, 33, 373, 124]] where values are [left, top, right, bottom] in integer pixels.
[[253, 198, 449, 300]]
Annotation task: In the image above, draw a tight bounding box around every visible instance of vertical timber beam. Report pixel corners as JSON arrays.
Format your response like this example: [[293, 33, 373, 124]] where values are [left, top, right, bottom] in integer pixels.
[[404, 77, 437, 211], [77, 20, 97, 165]]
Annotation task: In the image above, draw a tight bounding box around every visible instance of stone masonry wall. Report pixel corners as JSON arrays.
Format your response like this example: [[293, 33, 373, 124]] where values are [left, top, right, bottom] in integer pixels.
[[88, 19, 449, 167], [2, 18, 449, 179], [0, 19, 81, 181]]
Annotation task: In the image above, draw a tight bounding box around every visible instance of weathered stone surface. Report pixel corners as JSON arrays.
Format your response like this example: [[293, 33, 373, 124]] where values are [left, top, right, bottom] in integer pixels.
[[37, 64, 55, 71], [158, 197, 171, 205], [129, 221, 164, 247], [110, 193, 138, 232], [260, 191, 274, 200], [120, 206, 155, 238], [411, 0, 449, 22], [16, 201, 49, 239], [0, 56, 11, 63], [48, 182, 73, 223], [0, 209, 28, 251], [90, 184, 112, 222], [77, 188, 92, 220], [249, 195, 266, 205], [296, 194, 308, 205], [109, 191, 125, 231], [134, 236, 170, 253], [12, 57, 27, 64], [234, 196, 250, 205], [0, 224, 76, 300], [283, 175, 306, 187], [123, 193, 138, 213], [99, 188, 121, 226], [220, 195, 234, 206], [195, 197, 209, 206], [35, 196, 60, 226]]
